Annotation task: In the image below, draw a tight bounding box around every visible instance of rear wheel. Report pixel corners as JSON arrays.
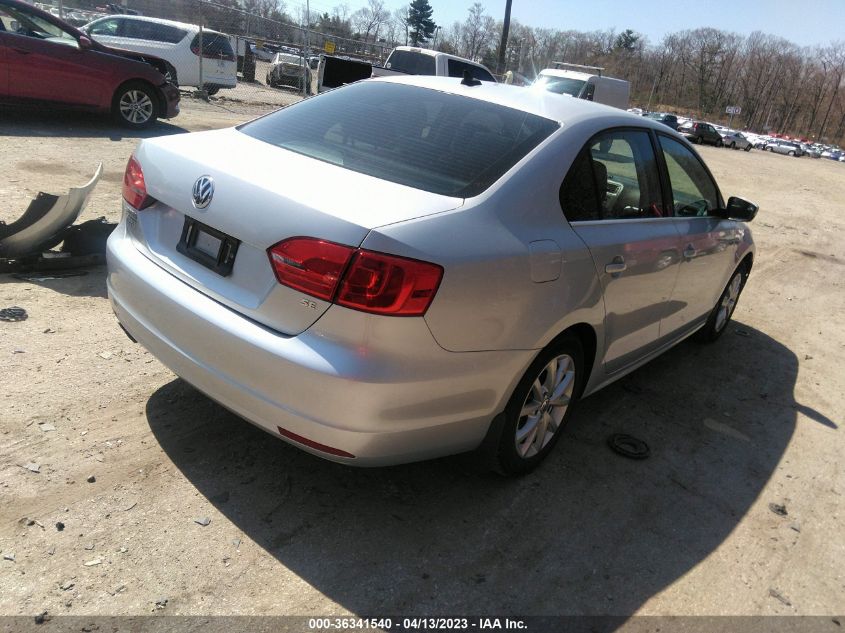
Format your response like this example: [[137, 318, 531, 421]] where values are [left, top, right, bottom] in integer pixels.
[[716, 138, 724, 147], [695, 265, 748, 343], [204, 85, 221, 96], [788, 150, 795, 156], [744, 145, 752, 152], [730, 141, 737, 149], [695, 136, 703, 144], [112, 81, 158, 129], [489, 335, 584, 475]]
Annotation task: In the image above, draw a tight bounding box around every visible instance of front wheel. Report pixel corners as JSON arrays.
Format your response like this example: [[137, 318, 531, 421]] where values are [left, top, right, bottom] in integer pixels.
[[716, 138, 724, 147], [788, 150, 795, 156], [112, 81, 158, 128], [695, 266, 748, 343], [744, 145, 752, 152], [730, 142, 736, 149], [488, 335, 584, 474], [204, 85, 221, 96]]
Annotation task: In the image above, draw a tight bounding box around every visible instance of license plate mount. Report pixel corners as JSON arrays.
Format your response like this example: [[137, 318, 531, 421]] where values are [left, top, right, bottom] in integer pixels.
[[177, 217, 240, 277]]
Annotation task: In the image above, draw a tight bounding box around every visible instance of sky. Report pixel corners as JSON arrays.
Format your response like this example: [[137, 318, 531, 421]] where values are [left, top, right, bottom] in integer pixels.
[[303, 0, 845, 49]]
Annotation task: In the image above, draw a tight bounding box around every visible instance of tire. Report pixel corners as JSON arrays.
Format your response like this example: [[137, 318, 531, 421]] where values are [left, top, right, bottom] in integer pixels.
[[695, 265, 748, 343], [488, 334, 585, 475], [163, 63, 179, 87], [204, 85, 221, 96], [788, 150, 795, 156], [716, 138, 723, 147], [744, 145, 752, 152], [730, 141, 736, 149], [112, 81, 158, 129], [695, 136, 703, 144]]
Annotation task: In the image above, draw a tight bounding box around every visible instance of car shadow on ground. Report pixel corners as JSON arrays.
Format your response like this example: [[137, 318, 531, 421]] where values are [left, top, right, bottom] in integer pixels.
[[1, 267, 108, 299], [0, 107, 189, 140], [145, 320, 832, 615]]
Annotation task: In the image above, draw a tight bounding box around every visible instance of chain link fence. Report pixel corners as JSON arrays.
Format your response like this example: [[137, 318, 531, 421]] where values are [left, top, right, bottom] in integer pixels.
[[34, 0, 390, 112]]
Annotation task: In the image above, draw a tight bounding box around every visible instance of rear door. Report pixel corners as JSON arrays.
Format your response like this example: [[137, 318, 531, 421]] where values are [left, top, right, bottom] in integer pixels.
[[562, 128, 681, 374], [656, 134, 740, 335]]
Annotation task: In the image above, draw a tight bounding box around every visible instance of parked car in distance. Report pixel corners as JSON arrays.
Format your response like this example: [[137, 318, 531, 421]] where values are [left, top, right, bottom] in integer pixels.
[[0, 0, 179, 127], [643, 111, 679, 130], [266, 52, 310, 94], [82, 14, 236, 94], [764, 139, 803, 156], [800, 143, 821, 158], [679, 121, 723, 146], [722, 131, 753, 151], [108, 75, 758, 473]]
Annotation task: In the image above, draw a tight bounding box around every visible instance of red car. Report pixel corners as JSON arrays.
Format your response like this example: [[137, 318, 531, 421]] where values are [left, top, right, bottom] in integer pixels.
[[0, 0, 179, 128]]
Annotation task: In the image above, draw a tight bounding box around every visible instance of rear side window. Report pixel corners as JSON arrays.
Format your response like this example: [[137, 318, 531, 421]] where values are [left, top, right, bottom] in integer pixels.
[[587, 130, 664, 220], [658, 135, 720, 216], [190, 31, 235, 60], [239, 82, 559, 197], [559, 149, 601, 222], [385, 50, 436, 75], [447, 59, 494, 82], [123, 20, 187, 43]]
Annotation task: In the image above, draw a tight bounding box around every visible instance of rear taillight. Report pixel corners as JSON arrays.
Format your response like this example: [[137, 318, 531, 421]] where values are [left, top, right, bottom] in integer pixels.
[[267, 237, 443, 317], [122, 155, 154, 210], [337, 251, 443, 316], [268, 237, 354, 301]]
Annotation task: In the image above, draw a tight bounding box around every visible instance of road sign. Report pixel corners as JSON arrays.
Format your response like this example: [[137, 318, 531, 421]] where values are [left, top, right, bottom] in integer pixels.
[[324, 41, 336, 54], [726, 105, 741, 115]]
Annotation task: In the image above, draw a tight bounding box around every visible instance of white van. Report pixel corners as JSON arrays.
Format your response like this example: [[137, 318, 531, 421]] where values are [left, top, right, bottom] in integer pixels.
[[83, 15, 237, 94], [533, 63, 629, 109]]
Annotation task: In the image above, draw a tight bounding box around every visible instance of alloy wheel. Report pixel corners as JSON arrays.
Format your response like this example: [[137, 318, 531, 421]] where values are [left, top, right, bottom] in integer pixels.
[[119, 90, 154, 125], [515, 354, 575, 459], [715, 273, 742, 332]]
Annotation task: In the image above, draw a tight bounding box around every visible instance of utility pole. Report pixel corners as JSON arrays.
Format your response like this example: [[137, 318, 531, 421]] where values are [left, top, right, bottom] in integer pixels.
[[496, 0, 512, 76]]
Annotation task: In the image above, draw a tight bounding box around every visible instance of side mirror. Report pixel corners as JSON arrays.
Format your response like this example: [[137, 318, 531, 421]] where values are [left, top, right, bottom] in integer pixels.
[[724, 196, 758, 222], [78, 35, 93, 50]]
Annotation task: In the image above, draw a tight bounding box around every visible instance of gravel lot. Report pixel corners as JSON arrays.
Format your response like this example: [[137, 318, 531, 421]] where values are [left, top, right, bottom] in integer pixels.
[[1, 101, 844, 619]]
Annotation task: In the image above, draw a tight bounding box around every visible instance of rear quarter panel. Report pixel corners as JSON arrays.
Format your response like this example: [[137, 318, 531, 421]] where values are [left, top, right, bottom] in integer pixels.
[[362, 123, 607, 355]]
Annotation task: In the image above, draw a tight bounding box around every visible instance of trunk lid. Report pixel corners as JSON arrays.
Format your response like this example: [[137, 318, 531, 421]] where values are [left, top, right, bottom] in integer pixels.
[[130, 128, 462, 335]]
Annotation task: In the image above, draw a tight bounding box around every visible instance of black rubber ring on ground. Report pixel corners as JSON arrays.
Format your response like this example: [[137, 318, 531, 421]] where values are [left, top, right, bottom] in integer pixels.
[[607, 433, 650, 459]]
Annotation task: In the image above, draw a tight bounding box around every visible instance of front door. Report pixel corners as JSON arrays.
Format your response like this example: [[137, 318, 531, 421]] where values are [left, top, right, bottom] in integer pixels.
[[561, 128, 681, 374], [2, 5, 97, 107], [656, 134, 741, 336]]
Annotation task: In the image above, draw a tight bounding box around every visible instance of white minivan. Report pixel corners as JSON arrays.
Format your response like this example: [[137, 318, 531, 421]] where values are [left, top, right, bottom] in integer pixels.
[[533, 63, 629, 109], [83, 15, 237, 94]]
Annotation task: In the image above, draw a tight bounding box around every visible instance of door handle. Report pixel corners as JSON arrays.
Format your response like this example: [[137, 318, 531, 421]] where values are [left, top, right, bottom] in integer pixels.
[[683, 244, 696, 260], [605, 257, 627, 275]]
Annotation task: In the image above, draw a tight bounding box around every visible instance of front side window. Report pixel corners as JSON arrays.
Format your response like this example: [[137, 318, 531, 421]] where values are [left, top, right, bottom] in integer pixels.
[[240, 82, 558, 197], [88, 18, 121, 37], [0, 6, 76, 45], [658, 135, 720, 216]]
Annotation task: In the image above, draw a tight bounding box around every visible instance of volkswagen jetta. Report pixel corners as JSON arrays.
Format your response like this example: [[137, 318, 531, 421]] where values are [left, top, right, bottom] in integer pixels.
[[107, 75, 758, 473]]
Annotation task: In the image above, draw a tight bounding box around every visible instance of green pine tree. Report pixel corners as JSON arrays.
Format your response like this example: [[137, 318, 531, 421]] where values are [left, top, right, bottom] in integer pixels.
[[407, 0, 436, 46]]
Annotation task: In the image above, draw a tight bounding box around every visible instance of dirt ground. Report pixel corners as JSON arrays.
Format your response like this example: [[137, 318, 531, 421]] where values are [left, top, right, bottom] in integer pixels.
[[1, 101, 844, 620]]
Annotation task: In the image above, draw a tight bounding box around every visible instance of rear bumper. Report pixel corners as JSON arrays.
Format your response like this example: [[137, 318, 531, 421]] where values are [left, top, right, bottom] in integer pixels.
[[106, 226, 534, 466]]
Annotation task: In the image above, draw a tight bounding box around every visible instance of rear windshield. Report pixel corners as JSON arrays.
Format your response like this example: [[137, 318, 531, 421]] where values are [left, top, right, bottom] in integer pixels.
[[190, 31, 234, 59], [385, 50, 436, 75], [239, 82, 559, 197]]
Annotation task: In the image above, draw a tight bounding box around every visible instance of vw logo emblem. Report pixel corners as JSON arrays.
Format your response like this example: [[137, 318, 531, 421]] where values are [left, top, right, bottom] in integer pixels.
[[192, 175, 214, 209]]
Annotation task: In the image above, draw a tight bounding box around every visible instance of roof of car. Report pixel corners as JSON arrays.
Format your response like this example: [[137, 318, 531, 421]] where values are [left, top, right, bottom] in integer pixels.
[[86, 13, 223, 35], [370, 75, 663, 132]]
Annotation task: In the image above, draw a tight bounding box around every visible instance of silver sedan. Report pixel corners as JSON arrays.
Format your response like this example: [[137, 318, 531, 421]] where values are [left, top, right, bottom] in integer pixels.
[[107, 76, 758, 473], [722, 131, 753, 151]]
